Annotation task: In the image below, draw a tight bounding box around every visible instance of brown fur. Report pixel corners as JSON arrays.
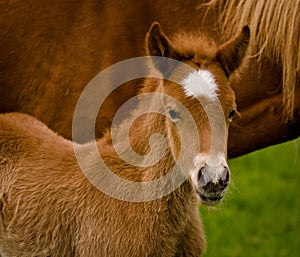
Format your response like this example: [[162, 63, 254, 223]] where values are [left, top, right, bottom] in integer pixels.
[[0, 24, 248, 256], [0, 0, 299, 159], [0, 113, 205, 257]]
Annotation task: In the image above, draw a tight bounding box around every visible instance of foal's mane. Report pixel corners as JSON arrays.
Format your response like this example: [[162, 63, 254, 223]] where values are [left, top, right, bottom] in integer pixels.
[[203, 0, 300, 122]]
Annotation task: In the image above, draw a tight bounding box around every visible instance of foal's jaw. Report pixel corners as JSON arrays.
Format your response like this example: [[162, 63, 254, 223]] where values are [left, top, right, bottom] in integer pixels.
[[191, 153, 230, 205]]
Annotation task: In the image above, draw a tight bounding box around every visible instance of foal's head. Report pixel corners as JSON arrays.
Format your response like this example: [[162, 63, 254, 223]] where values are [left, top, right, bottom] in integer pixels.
[[145, 22, 249, 205]]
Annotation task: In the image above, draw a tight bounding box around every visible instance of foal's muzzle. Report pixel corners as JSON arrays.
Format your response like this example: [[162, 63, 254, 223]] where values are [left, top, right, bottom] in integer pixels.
[[195, 164, 230, 205]]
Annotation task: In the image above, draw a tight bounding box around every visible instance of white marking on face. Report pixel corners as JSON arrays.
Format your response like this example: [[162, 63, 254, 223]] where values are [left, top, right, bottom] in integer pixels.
[[181, 70, 218, 100]]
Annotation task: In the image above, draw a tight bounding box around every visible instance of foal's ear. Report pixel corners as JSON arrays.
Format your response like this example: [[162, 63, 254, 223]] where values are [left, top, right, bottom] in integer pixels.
[[217, 26, 250, 77], [146, 22, 179, 75], [146, 22, 178, 59]]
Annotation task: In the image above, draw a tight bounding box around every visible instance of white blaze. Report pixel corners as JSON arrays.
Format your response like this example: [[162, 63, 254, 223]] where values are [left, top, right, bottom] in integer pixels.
[[181, 70, 218, 100]]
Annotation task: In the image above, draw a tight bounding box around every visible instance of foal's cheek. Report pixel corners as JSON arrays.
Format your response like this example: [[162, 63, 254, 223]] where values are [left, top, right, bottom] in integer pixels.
[[167, 121, 182, 159]]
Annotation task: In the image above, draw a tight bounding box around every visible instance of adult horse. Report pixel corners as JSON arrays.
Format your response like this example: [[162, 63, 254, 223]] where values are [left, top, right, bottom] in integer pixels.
[[0, 0, 299, 158]]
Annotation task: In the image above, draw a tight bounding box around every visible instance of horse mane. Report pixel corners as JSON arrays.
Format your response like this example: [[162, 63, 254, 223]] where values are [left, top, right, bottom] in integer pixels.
[[202, 0, 300, 122]]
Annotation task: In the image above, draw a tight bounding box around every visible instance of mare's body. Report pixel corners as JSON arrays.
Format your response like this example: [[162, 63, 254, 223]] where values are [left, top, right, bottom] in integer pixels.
[[1, 0, 299, 157]]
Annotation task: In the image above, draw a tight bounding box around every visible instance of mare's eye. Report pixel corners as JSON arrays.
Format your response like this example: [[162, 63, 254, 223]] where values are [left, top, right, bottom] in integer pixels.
[[228, 109, 236, 122], [167, 108, 180, 122]]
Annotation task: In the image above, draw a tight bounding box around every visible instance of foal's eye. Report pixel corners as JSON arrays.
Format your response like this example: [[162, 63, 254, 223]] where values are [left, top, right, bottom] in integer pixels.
[[183, 53, 195, 60], [228, 110, 236, 122], [167, 108, 180, 122]]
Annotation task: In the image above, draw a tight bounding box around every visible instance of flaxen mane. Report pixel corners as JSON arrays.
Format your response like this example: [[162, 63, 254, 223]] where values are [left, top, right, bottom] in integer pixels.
[[203, 0, 300, 122]]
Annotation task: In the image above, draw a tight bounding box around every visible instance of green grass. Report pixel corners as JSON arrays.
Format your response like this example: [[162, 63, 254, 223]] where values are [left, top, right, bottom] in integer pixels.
[[200, 138, 300, 257]]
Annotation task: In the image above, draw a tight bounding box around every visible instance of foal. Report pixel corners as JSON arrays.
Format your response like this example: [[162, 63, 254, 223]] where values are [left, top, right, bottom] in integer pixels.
[[0, 23, 249, 256]]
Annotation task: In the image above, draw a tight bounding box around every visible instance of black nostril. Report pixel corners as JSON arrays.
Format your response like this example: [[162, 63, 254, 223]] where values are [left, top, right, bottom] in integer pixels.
[[197, 168, 203, 181], [220, 167, 230, 186], [198, 167, 207, 187], [225, 169, 230, 183]]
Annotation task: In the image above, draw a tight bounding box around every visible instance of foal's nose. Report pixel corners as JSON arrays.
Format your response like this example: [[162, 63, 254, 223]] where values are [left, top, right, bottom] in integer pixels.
[[198, 165, 230, 193]]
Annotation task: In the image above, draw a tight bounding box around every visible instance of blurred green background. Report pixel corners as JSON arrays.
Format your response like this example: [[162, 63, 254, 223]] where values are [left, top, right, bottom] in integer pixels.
[[200, 137, 300, 257]]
